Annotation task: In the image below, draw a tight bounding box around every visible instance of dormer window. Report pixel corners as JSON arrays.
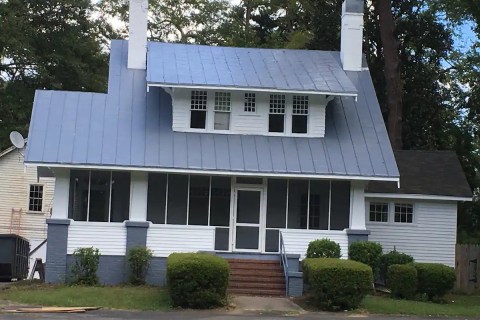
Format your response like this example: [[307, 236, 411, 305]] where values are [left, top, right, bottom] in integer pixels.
[[292, 95, 309, 134], [190, 90, 207, 129], [269, 94, 286, 133], [214, 92, 231, 130], [244, 93, 256, 113]]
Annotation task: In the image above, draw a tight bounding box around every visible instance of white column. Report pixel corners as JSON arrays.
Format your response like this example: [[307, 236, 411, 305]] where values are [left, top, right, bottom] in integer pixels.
[[51, 168, 70, 219], [350, 180, 367, 230], [129, 171, 148, 221]]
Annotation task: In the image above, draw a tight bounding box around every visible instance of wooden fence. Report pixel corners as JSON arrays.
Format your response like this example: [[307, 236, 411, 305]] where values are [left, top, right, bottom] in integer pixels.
[[456, 244, 480, 293]]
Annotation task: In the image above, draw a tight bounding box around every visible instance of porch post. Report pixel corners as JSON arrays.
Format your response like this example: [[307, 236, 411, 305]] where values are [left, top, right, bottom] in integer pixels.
[[348, 181, 369, 245], [51, 168, 70, 219], [129, 171, 148, 221]]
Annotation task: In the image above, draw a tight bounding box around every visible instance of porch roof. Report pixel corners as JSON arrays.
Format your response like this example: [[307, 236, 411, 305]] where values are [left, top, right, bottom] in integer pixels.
[[25, 40, 399, 181]]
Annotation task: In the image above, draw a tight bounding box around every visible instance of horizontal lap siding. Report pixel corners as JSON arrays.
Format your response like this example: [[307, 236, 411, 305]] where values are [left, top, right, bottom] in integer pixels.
[[147, 225, 215, 257], [367, 200, 457, 266], [67, 222, 126, 255], [281, 229, 349, 259]]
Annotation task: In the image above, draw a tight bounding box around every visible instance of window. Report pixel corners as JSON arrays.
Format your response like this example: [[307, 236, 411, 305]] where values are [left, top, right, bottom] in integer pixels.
[[29, 185, 43, 212], [369, 202, 389, 222], [292, 95, 309, 134], [244, 93, 256, 112], [214, 92, 231, 130], [190, 90, 207, 129], [394, 203, 414, 223], [269, 94, 286, 133]]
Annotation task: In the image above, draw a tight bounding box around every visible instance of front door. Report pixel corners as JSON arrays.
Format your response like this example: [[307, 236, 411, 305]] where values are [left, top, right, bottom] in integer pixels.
[[233, 188, 263, 251]]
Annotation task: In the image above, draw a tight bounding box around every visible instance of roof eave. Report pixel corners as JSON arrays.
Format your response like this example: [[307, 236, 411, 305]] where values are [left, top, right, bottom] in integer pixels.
[[365, 192, 473, 202]]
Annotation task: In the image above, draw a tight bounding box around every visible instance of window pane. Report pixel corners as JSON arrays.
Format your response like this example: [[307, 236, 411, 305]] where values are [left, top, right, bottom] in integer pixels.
[[236, 226, 259, 250], [236, 190, 260, 224], [210, 177, 231, 226], [89, 171, 111, 222], [190, 110, 206, 129], [69, 170, 89, 221], [309, 180, 330, 230], [214, 92, 231, 111], [266, 179, 287, 228], [215, 227, 229, 251], [188, 175, 210, 225], [191, 90, 207, 110], [369, 202, 389, 222], [394, 203, 413, 223], [265, 229, 280, 253], [147, 173, 167, 224], [110, 172, 130, 222], [287, 180, 308, 229], [330, 181, 351, 230], [167, 174, 188, 225], [269, 114, 285, 133], [292, 115, 308, 134], [29, 185, 44, 212], [214, 112, 230, 130], [244, 93, 256, 112]]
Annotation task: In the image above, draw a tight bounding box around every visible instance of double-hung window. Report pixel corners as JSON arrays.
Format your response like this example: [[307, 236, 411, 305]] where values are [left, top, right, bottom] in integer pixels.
[[292, 95, 309, 134], [29, 185, 44, 213], [214, 92, 231, 130], [269, 94, 286, 133], [244, 93, 256, 113], [190, 90, 207, 129]]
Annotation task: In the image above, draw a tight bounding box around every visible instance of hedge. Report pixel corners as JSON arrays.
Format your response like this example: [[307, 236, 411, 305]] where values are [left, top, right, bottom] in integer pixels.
[[166, 253, 229, 309], [306, 239, 341, 258], [413, 262, 456, 300], [349, 242, 383, 274], [303, 258, 373, 310], [379, 250, 414, 281], [387, 264, 417, 300]]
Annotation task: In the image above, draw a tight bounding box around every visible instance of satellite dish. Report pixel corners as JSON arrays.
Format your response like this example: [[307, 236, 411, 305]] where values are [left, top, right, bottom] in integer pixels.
[[10, 131, 25, 149]]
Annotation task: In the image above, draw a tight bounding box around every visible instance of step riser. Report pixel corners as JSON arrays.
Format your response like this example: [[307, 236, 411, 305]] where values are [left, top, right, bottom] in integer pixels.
[[229, 289, 286, 296]]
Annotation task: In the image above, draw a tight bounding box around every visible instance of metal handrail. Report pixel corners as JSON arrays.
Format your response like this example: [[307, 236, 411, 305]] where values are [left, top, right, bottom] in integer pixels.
[[279, 231, 289, 296]]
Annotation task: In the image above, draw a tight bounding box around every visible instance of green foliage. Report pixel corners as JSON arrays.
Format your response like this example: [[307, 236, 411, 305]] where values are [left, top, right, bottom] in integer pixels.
[[349, 241, 383, 274], [379, 250, 414, 281], [70, 247, 101, 286], [303, 258, 373, 311], [127, 247, 153, 285], [166, 253, 229, 309], [306, 239, 341, 258], [413, 262, 456, 300], [387, 264, 418, 300]]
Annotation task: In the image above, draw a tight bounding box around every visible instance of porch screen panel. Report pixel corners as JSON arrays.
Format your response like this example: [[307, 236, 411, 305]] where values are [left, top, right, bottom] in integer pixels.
[[68, 170, 89, 221], [215, 228, 229, 251], [287, 180, 308, 229], [88, 171, 111, 222], [188, 175, 210, 225], [266, 179, 287, 228], [167, 174, 188, 225], [210, 177, 231, 226], [265, 229, 280, 252], [147, 173, 167, 224], [309, 180, 330, 230], [330, 181, 350, 230], [110, 171, 131, 222]]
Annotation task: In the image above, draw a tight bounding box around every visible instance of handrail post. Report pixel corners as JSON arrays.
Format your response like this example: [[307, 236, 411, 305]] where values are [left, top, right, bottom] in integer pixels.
[[280, 231, 289, 296]]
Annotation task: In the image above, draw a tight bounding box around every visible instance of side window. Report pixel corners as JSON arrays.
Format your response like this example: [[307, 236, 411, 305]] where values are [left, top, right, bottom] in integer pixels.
[[394, 203, 414, 223], [269, 94, 286, 133], [292, 95, 309, 134], [29, 185, 44, 212], [214, 92, 231, 130], [369, 202, 389, 222], [244, 93, 256, 113], [190, 90, 207, 129]]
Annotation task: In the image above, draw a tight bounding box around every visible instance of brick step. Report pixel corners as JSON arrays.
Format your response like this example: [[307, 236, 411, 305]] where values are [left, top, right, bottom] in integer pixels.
[[228, 288, 285, 296], [230, 274, 285, 283], [230, 269, 284, 277], [228, 263, 283, 271], [227, 259, 281, 265], [230, 281, 285, 290]]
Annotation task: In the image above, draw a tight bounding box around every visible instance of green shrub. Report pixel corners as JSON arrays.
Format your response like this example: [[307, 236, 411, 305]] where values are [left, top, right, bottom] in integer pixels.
[[387, 264, 417, 299], [70, 247, 100, 286], [127, 247, 153, 285], [379, 250, 414, 281], [306, 239, 341, 258], [349, 242, 383, 274], [166, 253, 229, 309], [303, 258, 373, 310], [413, 263, 456, 300]]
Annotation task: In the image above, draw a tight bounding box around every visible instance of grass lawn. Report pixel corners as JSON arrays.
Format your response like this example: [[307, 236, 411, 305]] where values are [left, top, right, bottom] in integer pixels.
[[0, 283, 170, 311]]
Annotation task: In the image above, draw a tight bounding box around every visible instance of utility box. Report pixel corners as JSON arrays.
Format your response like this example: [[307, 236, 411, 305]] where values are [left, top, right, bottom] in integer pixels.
[[0, 234, 30, 281]]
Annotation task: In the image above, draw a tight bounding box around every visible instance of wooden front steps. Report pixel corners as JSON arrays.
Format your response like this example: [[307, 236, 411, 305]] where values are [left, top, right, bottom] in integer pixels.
[[227, 259, 286, 296]]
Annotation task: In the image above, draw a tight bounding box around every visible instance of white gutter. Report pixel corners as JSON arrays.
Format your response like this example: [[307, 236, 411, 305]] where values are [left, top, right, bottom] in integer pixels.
[[365, 192, 473, 202]]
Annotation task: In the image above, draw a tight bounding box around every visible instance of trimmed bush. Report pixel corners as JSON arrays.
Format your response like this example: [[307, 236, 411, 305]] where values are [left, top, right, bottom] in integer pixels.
[[127, 247, 153, 285], [349, 241, 383, 274], [306, 239, 341, 258], [413, 263, 456, 300], [303, 258, 373, 310], [387, 264, 417, 299], [166, 253, 229, 309], [379, 250, 414, 281], [70, 247, 100, 286]]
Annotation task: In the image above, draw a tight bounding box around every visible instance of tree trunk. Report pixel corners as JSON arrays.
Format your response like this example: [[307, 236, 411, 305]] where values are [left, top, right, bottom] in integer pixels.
[[377, 0, 403, 150]]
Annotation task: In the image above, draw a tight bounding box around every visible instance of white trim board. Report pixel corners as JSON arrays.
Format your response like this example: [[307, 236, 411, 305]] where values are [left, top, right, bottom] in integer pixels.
[[365, 193, 472, 202], [25, 162, 400, 183]]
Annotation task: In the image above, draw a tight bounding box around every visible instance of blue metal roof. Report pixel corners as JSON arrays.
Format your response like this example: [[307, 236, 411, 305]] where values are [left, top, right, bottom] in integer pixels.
[[25, 40, 399, 180], [147, 42, 358, 96]]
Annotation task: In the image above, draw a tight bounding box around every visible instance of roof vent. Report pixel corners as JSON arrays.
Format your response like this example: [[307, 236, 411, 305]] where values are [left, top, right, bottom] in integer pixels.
[[128, 0, 148, 70], [340, 0, 364, 71]]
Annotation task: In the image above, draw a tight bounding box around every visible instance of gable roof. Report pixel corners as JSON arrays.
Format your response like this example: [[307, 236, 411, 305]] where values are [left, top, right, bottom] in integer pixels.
[[24, 40, 399, 181], [147, 42, 358, 97], [367, 150, 473, 198]]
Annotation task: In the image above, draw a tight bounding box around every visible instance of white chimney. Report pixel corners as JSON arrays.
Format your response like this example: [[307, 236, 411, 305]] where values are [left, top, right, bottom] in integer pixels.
[[340, 0, 364, 71], [128, 0, 148, 70]]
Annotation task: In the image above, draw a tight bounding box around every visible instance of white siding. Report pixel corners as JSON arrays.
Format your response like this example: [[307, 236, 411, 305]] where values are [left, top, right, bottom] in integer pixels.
[[67, 222, 126, 255], [366, 199, 457, 267], [0, 150, 55, 241], [147, 224, 215, 257], [171, 88, 327, 137], [281, 229, 349, 259]]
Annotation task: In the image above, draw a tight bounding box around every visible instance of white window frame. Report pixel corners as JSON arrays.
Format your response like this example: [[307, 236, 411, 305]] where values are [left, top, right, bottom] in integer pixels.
[[268, 94, 286, 134], [190, 90, 208, 130], [213, 92, 231, 131], [368, 201, 390, 223], [243, 92, 257, 113], [292, 95, 309, 134], [28, 184, 44, 213], [367, 200, 416, 225]]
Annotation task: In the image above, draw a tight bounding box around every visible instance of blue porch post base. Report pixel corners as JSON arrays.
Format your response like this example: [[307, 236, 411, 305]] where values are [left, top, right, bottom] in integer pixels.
[[346, 229, 371, 247], [45, 219, 70, 284], [287, 272, 303, 297]]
